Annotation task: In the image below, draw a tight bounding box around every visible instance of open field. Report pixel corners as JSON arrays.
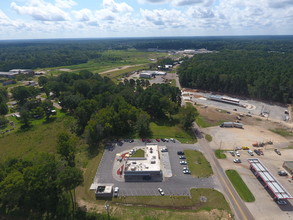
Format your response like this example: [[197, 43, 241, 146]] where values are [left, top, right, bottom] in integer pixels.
[[42, 50, 167, 76], [184, 150, 213, 177], [0, 116, 66, 161], [112, 188, 230, 211], [150, 122, 196, 144], [225, 169, 255, 202]]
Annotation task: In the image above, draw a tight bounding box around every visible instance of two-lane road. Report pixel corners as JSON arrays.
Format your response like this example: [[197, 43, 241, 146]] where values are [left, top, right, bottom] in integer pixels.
[[192, 123, 255, 220]]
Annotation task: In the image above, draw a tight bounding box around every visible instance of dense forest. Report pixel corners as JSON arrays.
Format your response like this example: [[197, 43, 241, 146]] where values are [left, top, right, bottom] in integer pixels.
[[1, 36, 293, 71], [178, 50, 293, 103]]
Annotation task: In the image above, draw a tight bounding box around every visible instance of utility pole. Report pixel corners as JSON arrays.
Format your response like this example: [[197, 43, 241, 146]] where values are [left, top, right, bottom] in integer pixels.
[[105, 200, 110, 220]]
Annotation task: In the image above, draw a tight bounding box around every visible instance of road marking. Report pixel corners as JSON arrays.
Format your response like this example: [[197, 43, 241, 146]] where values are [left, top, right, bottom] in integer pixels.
[[219, 169, 249, 220]]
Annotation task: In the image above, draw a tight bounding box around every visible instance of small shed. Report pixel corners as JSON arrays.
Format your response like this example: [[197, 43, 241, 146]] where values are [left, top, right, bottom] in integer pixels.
[[283, 161, 293, 175]]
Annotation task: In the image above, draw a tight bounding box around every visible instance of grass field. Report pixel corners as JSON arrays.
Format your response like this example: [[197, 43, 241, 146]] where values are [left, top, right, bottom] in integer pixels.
[[112, 188, 230, 211], [184, 150, 213, 177], [269, 128, 293, 137], [225, 169, 255, 202], [0, 116, 66, 161], [195, 115, 213, 128], [205, 134, 212, 142], [43, 50, 167, 76], [150, 122, 196, 144], [215, 150, 227, 159]]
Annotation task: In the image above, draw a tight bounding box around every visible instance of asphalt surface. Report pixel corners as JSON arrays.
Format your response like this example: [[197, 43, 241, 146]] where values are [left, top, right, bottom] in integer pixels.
[[192, 123, 255, 220], [94, 140, 217, 197]]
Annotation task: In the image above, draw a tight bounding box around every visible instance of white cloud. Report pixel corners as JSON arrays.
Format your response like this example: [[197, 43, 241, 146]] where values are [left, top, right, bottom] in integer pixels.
[[140, 9, 187, 28], [55, 0, 77, 9], [74, 9, 93, 21], [10, 0, 70, 21], [139, 0, 214, 6], [103, 0, 133, 13]]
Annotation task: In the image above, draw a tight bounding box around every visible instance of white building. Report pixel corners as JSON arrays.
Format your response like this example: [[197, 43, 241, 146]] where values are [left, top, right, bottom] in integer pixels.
[[124, 144, 163, 182]]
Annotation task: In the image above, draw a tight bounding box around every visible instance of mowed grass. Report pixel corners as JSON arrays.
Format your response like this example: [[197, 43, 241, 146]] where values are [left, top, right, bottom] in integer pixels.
[[131, 149, 145, 157], [225, 169, 255, 202], [184, 150, 213, 177], [0, 116, 66, 161], [269, 128, 293, 137], [150, 122, 196, 144], [113, 188, 230, 212], [215, 150, 227, 159], [195, 115, 213, 128]]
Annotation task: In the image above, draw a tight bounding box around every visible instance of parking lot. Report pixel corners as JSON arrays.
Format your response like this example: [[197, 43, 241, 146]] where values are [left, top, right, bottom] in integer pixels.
[[220, 148, 293, 220], [94, 139, 217, 196]]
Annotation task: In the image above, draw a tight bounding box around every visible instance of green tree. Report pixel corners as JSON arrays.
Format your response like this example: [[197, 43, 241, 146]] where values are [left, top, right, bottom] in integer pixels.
[[135, 112, 151, 138], [179, 104, 198, 130], [56, 132, 76, 167], [58, 167, 83, 218], [0, 116, 9, 128], [38, 76, 49, 87], [19, 109, 31, 128], [12, 86, 36, 105], [0, 102, 8, 115]]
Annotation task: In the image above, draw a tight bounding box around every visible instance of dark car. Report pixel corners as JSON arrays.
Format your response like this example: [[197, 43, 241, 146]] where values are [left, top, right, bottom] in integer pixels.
[[161, 138, 166, 142], [177, 151, 184, 155], [254, 149, 261, 156], [129, 139, 134, 143]]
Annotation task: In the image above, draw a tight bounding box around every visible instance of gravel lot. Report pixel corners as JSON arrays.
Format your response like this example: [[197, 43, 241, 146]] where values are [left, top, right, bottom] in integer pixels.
[[185, 90, 289, 122]]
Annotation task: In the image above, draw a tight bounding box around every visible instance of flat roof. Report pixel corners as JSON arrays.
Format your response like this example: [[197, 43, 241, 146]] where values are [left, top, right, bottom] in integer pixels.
[[248, 158, 293, 199], [124, 144, 161, 172]]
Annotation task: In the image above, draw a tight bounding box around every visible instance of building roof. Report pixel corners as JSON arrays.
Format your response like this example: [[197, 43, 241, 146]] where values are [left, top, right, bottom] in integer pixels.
[[124, 144, 161, 172], [248, 158, 293, 199]]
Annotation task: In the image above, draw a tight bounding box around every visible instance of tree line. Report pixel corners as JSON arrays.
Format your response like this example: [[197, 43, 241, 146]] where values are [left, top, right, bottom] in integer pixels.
[[1, 36, 293, 71], [178, 50, 293, 104]]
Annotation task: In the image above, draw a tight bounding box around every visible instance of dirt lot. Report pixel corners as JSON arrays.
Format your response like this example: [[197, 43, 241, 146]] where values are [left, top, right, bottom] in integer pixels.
[[198, 105, 293, 220], [198, 105, 293, 150]]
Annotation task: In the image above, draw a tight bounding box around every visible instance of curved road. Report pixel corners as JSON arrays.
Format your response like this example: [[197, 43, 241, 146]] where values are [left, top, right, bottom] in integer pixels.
[[192, 123, 254, 220]]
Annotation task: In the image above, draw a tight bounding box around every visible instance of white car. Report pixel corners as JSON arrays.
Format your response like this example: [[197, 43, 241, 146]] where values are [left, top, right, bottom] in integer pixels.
[[180, 161, 187, 165], [235, 151, 240, 157], [161, 148, 168, 152], [233, 159, 241, 163], [183, 169, 191, 174], [158, 188, 165, 196], [113, 187, 119, 197]]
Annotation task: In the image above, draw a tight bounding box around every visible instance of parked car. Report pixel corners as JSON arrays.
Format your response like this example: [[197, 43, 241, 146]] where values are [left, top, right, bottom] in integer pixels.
[[247, 150, 254, 156], [278, 171, 288, 176], [177, 151, 184, 155], [161, 148, 168, 152], [129, 139, 134, 143], [242, 146, 250, 150], [230, 151, 235, 156], [254, 149, 261, 156], [156, 138, 160, 142], [274, 149, 281, 155], [179, 155, 186, 159], [114, 187, 119, 197], [235, 151, 240, 157], [183, 166, 189, 171], [158, 188, 165, 196], [170, 138, 175, 143], [183, 169, 191, 174], [180, 161, 187, 165], [233, 159, 241, 163]]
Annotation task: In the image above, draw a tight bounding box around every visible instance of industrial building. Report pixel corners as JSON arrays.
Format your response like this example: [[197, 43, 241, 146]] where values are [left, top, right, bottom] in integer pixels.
[[139, 71, 166, 79], [248, 158, 293, 200], [0, 69, 34, 78], [95, 184, 113, 198], [124, 144, 163, 182]]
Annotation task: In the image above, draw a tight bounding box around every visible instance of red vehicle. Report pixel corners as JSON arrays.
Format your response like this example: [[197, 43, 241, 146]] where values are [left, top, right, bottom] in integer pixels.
[[156, 138, 160, 142], [146, 139, 151, 143]]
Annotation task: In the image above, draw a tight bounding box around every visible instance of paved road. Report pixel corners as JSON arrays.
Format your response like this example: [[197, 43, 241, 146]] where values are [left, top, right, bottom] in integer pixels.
[[192, 123, 255, 220], [94, 140, 217, 196]]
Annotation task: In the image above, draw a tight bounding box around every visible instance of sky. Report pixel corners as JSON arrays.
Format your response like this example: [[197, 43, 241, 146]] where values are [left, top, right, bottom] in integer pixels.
[[0, 0, 292, 40]]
